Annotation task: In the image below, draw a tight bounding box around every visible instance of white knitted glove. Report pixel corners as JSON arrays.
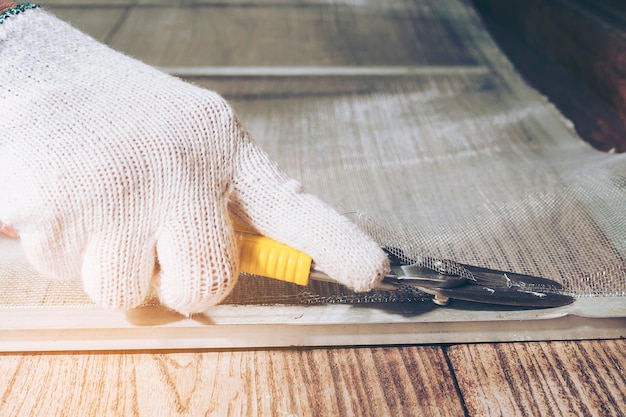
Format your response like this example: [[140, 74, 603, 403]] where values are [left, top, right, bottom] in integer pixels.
[[0, 7, 389, 314]]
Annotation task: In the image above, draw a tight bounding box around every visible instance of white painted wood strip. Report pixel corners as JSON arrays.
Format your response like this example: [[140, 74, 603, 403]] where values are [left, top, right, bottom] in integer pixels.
[[1, 298, 624, 352], [159, 65, 491, 77]]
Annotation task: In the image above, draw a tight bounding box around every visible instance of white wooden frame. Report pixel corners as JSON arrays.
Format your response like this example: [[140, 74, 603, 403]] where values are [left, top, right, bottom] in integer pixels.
[[1, 298, 624, 352]]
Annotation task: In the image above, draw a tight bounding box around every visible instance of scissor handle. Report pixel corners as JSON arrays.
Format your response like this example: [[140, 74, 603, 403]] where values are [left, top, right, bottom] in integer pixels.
[[233, 219, 313, 286]]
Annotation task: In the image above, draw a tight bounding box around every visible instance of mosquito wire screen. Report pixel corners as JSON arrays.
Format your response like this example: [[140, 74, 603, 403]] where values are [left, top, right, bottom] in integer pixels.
[[0, 0, 624, 310]]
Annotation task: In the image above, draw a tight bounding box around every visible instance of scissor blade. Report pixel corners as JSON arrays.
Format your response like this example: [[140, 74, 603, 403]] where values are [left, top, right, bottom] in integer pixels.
[[383, 247, 564, 289], [392, 264, 466, 289], [459, 263, 565, 290], [432, 285, 574, 307]]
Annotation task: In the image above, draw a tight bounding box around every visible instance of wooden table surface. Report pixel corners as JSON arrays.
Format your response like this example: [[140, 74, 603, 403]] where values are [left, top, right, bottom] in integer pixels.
[[1, 2, 624, 416], [1, 340, 624, 416]]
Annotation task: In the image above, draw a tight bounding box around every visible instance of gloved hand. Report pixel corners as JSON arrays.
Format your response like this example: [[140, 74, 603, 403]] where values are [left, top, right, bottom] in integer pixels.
[[0, 6, 389, 314]]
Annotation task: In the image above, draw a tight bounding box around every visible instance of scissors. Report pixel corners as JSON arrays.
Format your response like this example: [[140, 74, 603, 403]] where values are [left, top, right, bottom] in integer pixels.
[[235, 223, 574, 308]]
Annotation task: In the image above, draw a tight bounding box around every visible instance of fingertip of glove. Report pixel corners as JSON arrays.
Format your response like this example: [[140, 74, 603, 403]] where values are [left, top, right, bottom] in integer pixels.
[[158, 278, 237, 315], [156, 258, 240, 315], [345, 247, 391, 292]]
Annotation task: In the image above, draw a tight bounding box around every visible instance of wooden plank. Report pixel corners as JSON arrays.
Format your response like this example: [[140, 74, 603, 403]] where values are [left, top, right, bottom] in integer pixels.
[[160, 65, 489, 77], [2, 300, 625, 352], [45, 7, 126, 43], [475, 6, 626, 152], [106, 4, 478, 66], [0, 346, 465, 417], [45, 0, 132, 7], [583, 0, 626, 24], [447, 340, 626, 416], [472, 0, 626, 150]]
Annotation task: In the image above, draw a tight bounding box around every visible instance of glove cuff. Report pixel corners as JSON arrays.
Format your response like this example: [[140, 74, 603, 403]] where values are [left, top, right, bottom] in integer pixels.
[[0, 3, 40, 25]]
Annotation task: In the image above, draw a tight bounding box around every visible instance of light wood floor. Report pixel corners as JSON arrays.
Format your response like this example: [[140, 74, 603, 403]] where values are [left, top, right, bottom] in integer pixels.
[[1, 341, 624, 416], [0, 2, 624, 415]]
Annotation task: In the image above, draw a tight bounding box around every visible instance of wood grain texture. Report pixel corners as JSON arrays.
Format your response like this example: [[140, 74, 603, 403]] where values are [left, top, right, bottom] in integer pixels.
[[447, 340, 626, 417], [3, 341, 624, 416], [46, 7, 126, 43], [475, 6, 626, 153], [105, 3, 477, 67], [472, 0, 626, 151], [0, 347, 464, 417]]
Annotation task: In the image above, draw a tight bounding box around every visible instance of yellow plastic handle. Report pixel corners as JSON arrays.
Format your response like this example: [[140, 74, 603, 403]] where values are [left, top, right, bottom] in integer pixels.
[[233, 220, 312, 286]]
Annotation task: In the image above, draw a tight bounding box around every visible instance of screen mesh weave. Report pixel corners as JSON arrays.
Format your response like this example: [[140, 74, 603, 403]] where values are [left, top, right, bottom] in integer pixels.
[[0, 0, 624, 309]]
